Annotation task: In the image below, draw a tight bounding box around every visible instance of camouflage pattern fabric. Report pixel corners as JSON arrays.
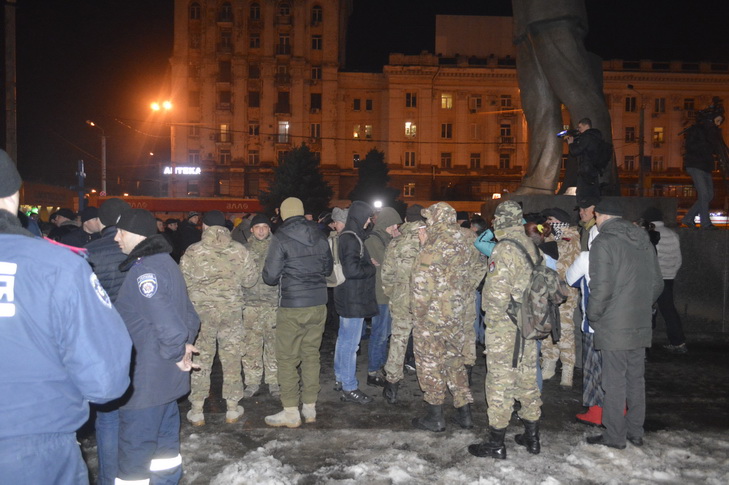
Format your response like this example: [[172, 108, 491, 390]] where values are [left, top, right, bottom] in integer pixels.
[[188, 305, 245, 404], [410, 203, 485, 407], [181, 225, 258, 405], [381, 221, 421, 383], [242, 305, 278, 386], [242, 235, 279, 307], [542, 226, 582, 367], [482, 200, 542, 428], [458, 226, 487, 366]]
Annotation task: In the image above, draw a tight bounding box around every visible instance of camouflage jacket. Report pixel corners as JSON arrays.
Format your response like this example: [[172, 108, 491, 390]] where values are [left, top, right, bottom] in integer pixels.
[[242, 235, 279, 307], [180, 225, 257, 308], [380, 221, 421, 315], [551, 226, 581, 300], [411, 203, 486, 322], [482, 225, 539, 327]]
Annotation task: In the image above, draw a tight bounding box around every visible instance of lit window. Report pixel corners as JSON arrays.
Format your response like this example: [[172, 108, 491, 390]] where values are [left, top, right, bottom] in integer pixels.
[[219, 124, 231, 143], [499, 153, 511, 169], [405, 92, 417, 108], [353, 124, 361, 139], [311, 35, 323, 50], [248, 150, 260, 165], [365, 125, 372, 139], [405, 122, 416, 138], [441, 152, 452, 168], [404, 151, 416, 167], [403, 183, 415, 197], [470, 153, 481, 169], [248, 122, 259, 136], [278, 121, 290, 143], [441, 123, 453, 139], [250, 3, 260, 20], [653, 127, 664, 143], [189, 2, 201, 20], [311, 5, 323, 24], [310, 123, 321, 139], [625, 96, 637, 112], [441, 93, 453, 109]]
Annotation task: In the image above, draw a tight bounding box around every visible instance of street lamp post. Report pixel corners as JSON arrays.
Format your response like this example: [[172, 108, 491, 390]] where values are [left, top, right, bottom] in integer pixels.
[[627, 84, 645, 196], [86, 120, 107, 195]]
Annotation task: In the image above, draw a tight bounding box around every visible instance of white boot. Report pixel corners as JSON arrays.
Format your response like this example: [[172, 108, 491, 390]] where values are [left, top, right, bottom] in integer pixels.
[[226, 400, 244, 423], [560, 364, 574, 388], [265, 407, 301, 428], [541, 359, 557, 380], [187, 401, 205, 426], [301, 403, 316, 423]]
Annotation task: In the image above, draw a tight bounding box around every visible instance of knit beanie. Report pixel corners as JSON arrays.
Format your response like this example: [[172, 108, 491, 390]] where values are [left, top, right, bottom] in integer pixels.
[[116, 209, 157, 237], [202, 210, 226, 227], [99, 198, 131, 226], [594, 198, 624, 217], [0, 150, 22, 198], [80, 206, 99, 223], [541, 207, 572, 224], [250, 213, 271, 228], [280, 197, 304, 220], [406, 204, 425, 222], [332, 207, 349, 223]]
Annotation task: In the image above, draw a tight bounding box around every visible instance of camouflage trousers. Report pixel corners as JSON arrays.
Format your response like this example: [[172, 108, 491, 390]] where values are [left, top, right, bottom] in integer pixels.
[[413, 316, 474, 408], [460, 294, 478, 366], [383, 307, 414, 383], [189, 304, 245, 405], [541, 292, 578, 367], [241, 305, 278, 386], [484, 320, 542, 429]]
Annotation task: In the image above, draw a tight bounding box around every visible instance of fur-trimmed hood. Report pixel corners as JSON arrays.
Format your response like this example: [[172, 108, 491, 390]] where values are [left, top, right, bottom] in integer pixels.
[[119, 234, 173, 272]]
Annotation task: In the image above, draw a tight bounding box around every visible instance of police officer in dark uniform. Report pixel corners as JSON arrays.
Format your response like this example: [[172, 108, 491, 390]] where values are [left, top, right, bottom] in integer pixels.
[[0, 149, 132, 484], [113, 209, 200, 484]]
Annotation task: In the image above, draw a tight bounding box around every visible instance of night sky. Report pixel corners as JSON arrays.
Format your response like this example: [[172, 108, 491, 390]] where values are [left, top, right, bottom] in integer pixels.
[[3, 0, 729, 191]]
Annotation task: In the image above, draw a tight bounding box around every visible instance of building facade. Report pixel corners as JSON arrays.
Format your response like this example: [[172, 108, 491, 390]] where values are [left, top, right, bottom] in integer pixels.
[[169, 1, 729, 210]]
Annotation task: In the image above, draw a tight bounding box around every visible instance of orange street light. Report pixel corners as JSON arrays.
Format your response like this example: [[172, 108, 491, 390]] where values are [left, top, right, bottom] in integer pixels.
[[151, 100, 173, 111]]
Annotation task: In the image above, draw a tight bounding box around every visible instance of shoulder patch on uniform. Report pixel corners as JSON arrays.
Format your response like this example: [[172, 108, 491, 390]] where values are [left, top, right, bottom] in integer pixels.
[[137, 273, 158, 298], [488, 260, 496, 273], [91, 273, 112, 309]]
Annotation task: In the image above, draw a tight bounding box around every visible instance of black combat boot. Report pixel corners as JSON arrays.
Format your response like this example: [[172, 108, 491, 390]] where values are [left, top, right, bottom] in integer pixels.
[[452, 403, 474, 429], [412, 404, 446, 432], [514, 419, 541, 454], [468, 426, 507, 459], [383, 380, 399, 404]]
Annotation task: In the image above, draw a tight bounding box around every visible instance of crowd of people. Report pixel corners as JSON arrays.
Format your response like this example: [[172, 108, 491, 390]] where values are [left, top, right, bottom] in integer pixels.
[[1, 145, 687, 483]]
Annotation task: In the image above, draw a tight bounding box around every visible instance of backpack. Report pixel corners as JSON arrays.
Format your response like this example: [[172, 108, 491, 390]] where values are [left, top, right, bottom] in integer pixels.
[[497, 239, 568, 363], [593, 137, 614, 174], [326, 230, 363, 287]]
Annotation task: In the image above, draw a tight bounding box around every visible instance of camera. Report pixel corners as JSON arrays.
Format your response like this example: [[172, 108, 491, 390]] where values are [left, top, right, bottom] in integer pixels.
[[557, 129, 579, 139]]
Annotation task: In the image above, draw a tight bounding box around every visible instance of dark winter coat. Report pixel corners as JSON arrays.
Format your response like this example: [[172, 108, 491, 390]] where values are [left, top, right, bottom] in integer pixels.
[[334, 201, 378, 318], [587, 217, 663, 351], [48, 221, 78, 241], [60, 227, 100, 248], [262, 215, 333, 308], [684, 122, 718, 173], [177, 219, 202, 255], [569, 128, 603, 178], [85, 226, 127, 303], [115, 234, 200, 409]]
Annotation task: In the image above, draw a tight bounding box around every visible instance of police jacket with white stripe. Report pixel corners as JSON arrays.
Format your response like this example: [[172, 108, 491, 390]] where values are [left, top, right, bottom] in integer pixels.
[[115, 234, 200, 409]]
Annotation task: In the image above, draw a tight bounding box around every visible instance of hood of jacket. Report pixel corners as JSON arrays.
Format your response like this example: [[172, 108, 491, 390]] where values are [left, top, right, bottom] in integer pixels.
[[370, 207, 402, 242], [599, 217, 652, 251], [119, 234, 173, 271], [493, 200, 523, 237], [344, 201, 374, 237], [201, 225, 232, 249], [398, 220, 421, 236], [278, 215, 321, 247]]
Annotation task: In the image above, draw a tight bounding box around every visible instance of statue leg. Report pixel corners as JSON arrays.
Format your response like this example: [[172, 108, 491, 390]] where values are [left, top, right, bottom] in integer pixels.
[[515, 37, 564, 194]]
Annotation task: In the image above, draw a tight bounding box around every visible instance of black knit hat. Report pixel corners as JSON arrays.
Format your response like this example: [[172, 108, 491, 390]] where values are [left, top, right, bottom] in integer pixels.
[[99, 198, 131, 226], [594, 198, 624, 217], [0, 149, 22, 198], [80, 206, 99, 223], [406, 204, 425, 222], [55, 208, 77, 221], [250, 213, 271, 228], [202, 210, 226, 227], [116, 209, 157, 237], [542, 207, 572, 224]]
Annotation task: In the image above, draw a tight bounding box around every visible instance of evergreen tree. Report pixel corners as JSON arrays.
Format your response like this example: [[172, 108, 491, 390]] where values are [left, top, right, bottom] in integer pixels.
[[348, 148, 401, 209], [259, 145, 333, 217]]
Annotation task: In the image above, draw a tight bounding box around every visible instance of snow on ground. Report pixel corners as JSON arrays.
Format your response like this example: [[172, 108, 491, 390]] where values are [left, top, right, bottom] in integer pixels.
[[174, 426, 729, 484]]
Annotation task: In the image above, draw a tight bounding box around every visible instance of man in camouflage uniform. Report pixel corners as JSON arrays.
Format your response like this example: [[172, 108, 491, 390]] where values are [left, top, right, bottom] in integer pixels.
[[541, 208, 582, 387], [180, 211, 257, 425], [469, 200, 543, 459], [410, 202, 487, 432], [381, 205, 424, 404], [241, 214, 279, 399]]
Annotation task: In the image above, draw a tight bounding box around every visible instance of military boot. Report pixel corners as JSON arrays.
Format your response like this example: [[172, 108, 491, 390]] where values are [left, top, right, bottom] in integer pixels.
[[412, 404, 446, 432], [186, 401, 205, 427], [514, 419, 541, 454], [452, 403, 474, 429], [468, 427, 507, 459], [383, 380, 400, 404]]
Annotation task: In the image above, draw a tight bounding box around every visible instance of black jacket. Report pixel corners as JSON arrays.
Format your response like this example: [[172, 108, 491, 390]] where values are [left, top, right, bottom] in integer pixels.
[[85, 226, 127, 303], [177, 220, 201, 255], [587, 217, 663, 351], [334, 201, 378, 318], [684, 121, 718, 173], [60, 227, 101, 248], [263, 215, 333, 308], [569, 128, 602, 178], [115, 235, 200, 409]]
